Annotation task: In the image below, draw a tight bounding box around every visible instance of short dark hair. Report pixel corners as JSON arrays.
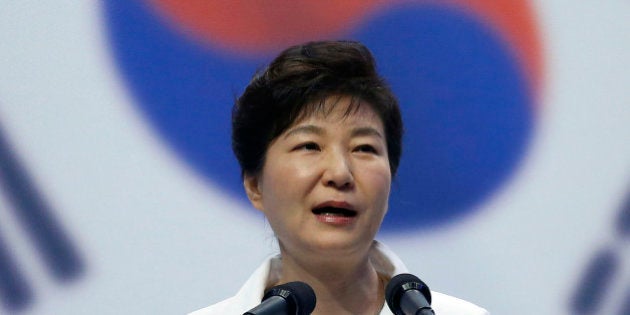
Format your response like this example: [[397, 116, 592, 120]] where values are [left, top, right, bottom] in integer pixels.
[[232, 40, 403, 178]]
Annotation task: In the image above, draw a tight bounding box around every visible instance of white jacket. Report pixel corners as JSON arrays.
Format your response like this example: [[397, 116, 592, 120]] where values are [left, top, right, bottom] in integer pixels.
[[190, 241, 489, 314]]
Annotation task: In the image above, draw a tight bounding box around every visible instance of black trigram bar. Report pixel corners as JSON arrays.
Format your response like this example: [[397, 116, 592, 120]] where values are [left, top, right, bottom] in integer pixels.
[[616, 190, 629, 237], [570, 248, 618, 314], [0, 230, 32, 311], [571, 186, 630, 314], [0, 118, 84, 311], [615, 191, 630, 315]]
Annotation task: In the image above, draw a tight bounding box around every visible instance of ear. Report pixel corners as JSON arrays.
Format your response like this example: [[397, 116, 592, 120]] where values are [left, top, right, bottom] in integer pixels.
[[243, 173, 264, 211]]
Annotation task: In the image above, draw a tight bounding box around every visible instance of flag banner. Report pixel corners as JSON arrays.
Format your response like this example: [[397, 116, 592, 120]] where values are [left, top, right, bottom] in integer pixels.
[[0, 1, 628, 314]]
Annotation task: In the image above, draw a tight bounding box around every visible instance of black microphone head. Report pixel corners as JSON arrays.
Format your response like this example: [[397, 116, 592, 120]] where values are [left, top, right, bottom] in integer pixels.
[[385, 273, 432, 315], [262, 281, 316, 315]]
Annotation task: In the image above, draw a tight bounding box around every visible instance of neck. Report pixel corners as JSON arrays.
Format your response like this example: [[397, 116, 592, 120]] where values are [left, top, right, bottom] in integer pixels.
[[274, 242, 385, 315]]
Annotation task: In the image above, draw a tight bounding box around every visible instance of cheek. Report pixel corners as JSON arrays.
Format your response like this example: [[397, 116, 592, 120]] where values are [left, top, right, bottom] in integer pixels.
[[364, 164, 392, 205], [259, 159, 316, 209], [367, 159, 391, 184]]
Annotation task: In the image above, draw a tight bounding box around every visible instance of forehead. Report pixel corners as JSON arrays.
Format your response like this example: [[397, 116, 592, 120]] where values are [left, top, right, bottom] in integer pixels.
[[292, 95, 383, 127]]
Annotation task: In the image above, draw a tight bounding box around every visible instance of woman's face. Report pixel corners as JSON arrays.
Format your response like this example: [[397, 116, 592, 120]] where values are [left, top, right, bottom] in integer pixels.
[[244, 97, 391, 256]]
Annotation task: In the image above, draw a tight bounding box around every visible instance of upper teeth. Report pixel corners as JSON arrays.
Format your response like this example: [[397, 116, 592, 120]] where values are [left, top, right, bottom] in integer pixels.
[[315, 207, 354, 216]]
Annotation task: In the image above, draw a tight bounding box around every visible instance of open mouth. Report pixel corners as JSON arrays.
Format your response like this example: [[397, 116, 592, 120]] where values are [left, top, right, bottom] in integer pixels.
[[312, 206, 357, 217]]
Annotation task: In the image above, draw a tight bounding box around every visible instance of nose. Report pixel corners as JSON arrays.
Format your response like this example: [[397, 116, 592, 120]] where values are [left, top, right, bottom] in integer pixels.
[[321, 150, 354, 190]]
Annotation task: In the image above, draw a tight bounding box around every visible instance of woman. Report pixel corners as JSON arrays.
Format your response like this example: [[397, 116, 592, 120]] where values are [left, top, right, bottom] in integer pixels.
[[191, 41, 489, 314]]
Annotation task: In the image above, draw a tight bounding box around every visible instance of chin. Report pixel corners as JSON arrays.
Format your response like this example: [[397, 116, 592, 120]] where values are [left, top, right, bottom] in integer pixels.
[[306, 233, 372, 254]]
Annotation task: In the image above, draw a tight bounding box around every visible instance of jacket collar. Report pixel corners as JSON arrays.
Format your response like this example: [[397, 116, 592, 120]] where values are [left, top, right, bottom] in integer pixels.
[[233, 240, 407, 314]]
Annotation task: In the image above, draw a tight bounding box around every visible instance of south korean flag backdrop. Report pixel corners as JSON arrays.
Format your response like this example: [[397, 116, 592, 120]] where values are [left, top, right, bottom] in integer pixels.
[[0, 1, 629, 314]]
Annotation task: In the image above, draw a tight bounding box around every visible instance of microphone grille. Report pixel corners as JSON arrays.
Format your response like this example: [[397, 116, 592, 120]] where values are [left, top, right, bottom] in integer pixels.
[[385, 273, 432, 314], [263, 281, 316, 315]]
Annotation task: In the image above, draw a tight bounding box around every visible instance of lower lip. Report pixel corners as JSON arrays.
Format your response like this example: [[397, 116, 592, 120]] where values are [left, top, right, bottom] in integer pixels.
[[314, 213, 356, 225]]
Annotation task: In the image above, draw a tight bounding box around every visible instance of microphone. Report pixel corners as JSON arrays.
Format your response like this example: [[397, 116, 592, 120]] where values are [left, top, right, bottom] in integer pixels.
[[243, 281, 316, 315], [385, 273, 435, 315]]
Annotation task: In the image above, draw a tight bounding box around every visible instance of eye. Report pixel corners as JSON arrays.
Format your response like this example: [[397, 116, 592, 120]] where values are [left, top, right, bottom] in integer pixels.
[[354, 144, 378, 154], [294, 142, 320, 151]]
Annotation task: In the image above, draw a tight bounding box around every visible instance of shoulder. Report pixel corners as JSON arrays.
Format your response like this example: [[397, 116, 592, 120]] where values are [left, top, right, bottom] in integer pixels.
[[431, 290, 490, 315], [188, 256, 277, 315], [372, 241, 489, 314]]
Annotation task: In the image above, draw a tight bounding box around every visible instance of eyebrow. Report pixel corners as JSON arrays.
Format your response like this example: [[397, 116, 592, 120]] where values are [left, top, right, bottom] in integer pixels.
[[283, 125, 324, 139], [283, 125, 383, 139], [351, 127, 383, 139]]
